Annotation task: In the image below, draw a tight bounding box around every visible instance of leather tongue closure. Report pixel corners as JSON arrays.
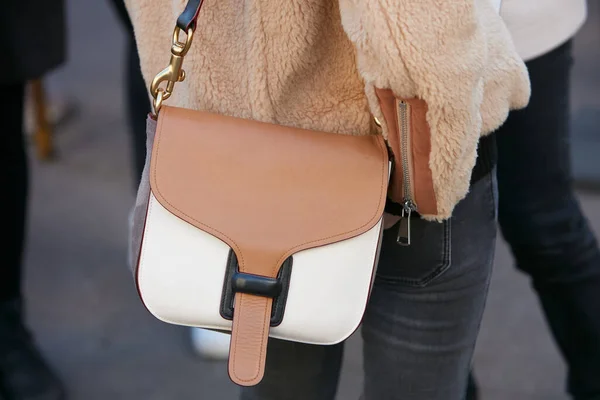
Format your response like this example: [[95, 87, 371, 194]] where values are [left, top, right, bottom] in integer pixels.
[[228, 293, 273, 386]]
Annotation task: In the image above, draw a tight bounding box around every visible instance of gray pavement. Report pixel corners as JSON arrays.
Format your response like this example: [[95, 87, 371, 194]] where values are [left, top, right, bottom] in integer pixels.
[[21, 1, 600, 399]]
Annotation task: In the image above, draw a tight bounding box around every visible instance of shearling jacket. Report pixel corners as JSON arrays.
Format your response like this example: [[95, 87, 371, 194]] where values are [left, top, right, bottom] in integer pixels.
[[126, 0, 530, 220]]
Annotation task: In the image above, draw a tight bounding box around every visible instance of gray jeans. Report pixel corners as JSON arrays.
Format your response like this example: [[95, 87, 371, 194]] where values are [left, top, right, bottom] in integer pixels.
[[240, 172, 498, 400]]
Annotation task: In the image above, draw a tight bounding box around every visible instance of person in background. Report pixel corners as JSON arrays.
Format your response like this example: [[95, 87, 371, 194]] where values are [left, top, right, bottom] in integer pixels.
[[0, 1, 67, 399], [467, 1, 600, 399], [106, 0, 232, 360]]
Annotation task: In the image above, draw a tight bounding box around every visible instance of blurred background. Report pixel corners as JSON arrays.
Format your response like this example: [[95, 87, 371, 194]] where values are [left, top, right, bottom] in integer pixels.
[[16, 0, 600, 399]]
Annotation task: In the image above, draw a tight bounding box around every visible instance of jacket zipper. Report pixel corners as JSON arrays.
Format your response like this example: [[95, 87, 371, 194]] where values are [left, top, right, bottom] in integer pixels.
[[396, 100, 417, 246]]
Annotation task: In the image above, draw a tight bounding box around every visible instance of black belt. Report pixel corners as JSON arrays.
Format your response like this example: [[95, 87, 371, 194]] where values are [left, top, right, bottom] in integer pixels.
[[385, 132, 497, 216]]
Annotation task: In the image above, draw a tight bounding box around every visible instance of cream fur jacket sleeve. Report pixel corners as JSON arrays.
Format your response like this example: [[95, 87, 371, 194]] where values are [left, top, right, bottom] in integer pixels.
[[126, 0, 530, 220]]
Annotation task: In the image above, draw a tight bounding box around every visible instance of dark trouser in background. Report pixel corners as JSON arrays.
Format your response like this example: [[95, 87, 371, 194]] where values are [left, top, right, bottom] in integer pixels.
[[0, 83, 65, 400], [469, 40, 600, 400], [107, 0, 150, 183], [1, 83, 27, 303]]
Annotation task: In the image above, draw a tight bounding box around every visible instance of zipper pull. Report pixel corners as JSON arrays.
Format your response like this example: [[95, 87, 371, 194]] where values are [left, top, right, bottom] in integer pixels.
[[396, 204, 413, 246]]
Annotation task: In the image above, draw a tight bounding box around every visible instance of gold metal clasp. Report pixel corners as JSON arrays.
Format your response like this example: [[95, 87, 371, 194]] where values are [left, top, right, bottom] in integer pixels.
[[151, 26, 195, 116]]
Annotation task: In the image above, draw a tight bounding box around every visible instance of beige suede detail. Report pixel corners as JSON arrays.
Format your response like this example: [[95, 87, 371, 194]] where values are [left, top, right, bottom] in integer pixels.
[[125, 0, 530, 220]]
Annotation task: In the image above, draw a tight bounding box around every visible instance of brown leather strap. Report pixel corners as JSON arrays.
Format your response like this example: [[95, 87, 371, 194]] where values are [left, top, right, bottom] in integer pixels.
[[176, 0, 206, 31], [228, 293, 273, 386]]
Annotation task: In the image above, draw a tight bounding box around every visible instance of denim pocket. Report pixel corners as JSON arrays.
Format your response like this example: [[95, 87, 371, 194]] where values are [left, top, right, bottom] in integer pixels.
[[375, 217, 451, 287]]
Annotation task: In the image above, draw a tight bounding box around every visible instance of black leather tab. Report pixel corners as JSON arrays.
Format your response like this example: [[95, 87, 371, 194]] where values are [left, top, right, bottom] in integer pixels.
[[220, 250, 293, 327], [176, 0, 205, 31], [231, 272, 282, 298]]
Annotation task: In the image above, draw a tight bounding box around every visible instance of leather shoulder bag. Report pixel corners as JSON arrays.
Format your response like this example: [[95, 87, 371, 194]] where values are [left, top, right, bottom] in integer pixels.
[[131, 0, 390, 387]]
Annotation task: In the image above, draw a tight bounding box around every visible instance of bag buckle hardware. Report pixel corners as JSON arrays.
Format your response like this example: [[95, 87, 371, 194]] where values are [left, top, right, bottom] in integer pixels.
[[231, 273, 282, 298], [150, 26, 195, 116], [220, 251, 293, 327]]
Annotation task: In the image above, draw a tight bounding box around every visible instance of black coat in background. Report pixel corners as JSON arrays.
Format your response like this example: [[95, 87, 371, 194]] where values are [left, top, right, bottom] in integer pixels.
[[0, 0, 66, 84]]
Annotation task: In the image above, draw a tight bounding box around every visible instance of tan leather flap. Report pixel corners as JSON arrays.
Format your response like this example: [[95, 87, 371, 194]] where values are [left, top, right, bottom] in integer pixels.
[[150, 106, 389, 279]]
